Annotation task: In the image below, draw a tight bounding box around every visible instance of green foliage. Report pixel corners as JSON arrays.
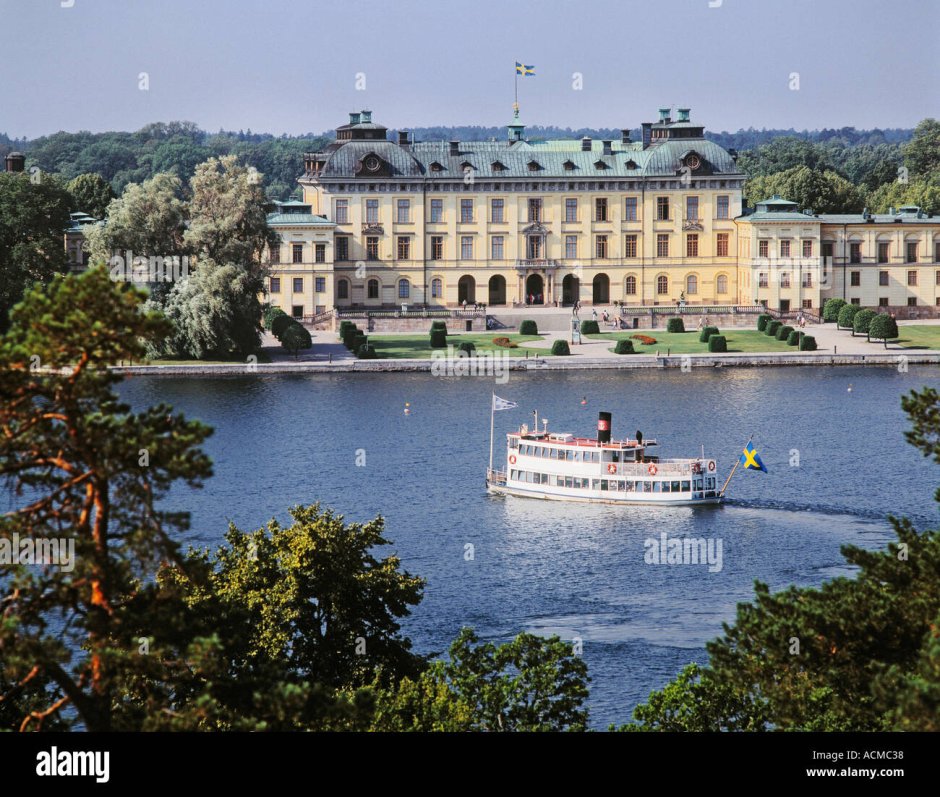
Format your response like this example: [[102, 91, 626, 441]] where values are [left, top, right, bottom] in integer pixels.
[[614, 339, 635, 354], [787, 329, 802, 346], [341, 325, 360, 349], [519, 319, 538, 335], [281, 323, 312, 357], [666, 317, 685, 333], [263, 305, 286, 330], [837, 303, 862, 330], [271, 313, 295, 339], [339, 320, 355, 337], [707, 335, 728, 353], [866, 179, 940, 216], [580, 320, 600, 335], [430, 329, 447, 348], [799, 334, 817, 351], [902, 118, 940, 179], [0, 172, 73, 330], [457, 340, 476, 355], [757, 314, 772, 331], [868, 314, 899, 347], [745, 165, 864, 213], [351, 333, 367, 353], [429, 320, 448, 334], [357, 343, 378, 359], [699, 326, 719, 342], [823, 298, 847, 322], [551, 340, 571, 356], [775, 324, 794, 341], [852, 308, 878, 337], [66, 172, 114, 218], [765, 320, 782, 336]]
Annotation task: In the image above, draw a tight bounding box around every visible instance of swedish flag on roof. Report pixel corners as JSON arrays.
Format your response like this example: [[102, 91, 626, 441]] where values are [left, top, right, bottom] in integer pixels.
[[740, 441, 768, 473], [515, 62, 535, 76]]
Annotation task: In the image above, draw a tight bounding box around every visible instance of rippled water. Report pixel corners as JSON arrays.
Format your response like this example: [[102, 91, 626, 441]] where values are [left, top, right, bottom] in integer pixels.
[[119, 365, 940, 727]]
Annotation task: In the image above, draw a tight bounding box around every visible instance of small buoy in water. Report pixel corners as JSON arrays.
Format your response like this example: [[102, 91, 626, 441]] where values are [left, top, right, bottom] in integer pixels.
[[404, 402, 411, 415], [580, 396, 587, 405], [847, 384, 853, 393]]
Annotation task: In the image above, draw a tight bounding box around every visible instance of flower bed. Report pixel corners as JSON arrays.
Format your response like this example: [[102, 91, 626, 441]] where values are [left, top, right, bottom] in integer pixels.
[[631, 334, 657, 345], [492, 337, 518, 348]]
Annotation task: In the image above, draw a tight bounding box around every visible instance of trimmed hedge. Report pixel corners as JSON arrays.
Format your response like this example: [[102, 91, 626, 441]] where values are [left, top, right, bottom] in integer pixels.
[[787, 329, 802, 346], [457, 340, 476, 355], [430, 321, 448, 334], [699, 326, 719, 343], [757, 313, 773, 332], [271, 313, 295, 340], [357, 343, 378, 359], [342, 326, 360, 349], [351, 333, 367, 353], [868, 314, 899, 347], [263, 306, 286, 330], [853, 308, 878, 337], [614, 339, 635, 354], [823, 298, 847, 323], [666, 317, 686, 333], [580, 320, 600, 335], [837, 303, 862, 331], [799, 335, 817, 351], [776, 324, 794, 341], [765, 320, 782, 337], [519, 319, 538, 335], [430, 329, 447, 348], [708, 335, 728, 353], [280, 324, 311, 356], [551, 340, 571, 356]]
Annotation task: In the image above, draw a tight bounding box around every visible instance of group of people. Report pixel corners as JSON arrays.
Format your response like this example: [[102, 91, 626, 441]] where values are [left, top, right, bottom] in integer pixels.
[[460, 300, 487, 311]]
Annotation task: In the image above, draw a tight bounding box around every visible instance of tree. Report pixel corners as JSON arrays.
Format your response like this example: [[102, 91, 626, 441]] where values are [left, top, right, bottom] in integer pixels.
[[0, 266, 213, 731], [902, 119, 940, 179], [822, 297, 847, 322], [66, 173, 114, 218], [868, 313, 899, 348], [852, 308, 878, 339], [837, 302, 862, 331], [745, 166, 863, 213], [866, 178, 940, 215], [280, 323, 311, 357], [0, 171, 72, 332]]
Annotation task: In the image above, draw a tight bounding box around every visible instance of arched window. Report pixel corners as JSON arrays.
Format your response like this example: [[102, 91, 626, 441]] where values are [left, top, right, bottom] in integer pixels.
[[686, 274, 698, 295], [716, 274, 728, 295], [657, 275, 668, 295], [337, 279, 349, 299], [367, 279, 379, 299], [624, 275, 637, 295], [398, 278, 410, 299], [431, 278, 443, 298]]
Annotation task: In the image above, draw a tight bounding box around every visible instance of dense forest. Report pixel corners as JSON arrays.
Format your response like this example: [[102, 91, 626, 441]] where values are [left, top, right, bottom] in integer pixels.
[[1, 120, 937, 214]]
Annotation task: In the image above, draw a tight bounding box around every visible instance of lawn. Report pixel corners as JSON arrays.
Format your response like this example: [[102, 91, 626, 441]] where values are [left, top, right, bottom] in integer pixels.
[[889, 325, 940, 350], [368, 333, 547, 359], [589, 329, 798, 354]]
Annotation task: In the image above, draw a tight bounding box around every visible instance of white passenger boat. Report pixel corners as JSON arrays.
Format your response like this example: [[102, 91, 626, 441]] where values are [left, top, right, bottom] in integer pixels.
[[486, 411, 723, 506]]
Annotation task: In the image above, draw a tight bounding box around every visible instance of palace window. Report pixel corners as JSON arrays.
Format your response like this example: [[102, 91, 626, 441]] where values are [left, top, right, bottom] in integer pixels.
[[624, 234, 637, 258], [461, 236, 473, 259], [802, 272, 813, 288], [315, 277, 325, 293], [595, 235, 608, 259], [907, 269, 917, 286], [269, 244, 280, 264], [491, 198, 504, 223], [315, 243, 326, 263], [716, 195, 729, 219], [802, 240, 813, 258], [686, 234, 698, 257], [335, 199, 348, 224], [656, 234, 669, 258], [565, 235, 578, 259], [430, 199, 443, 223], [879, 297, 889, 307], [293, 243, 304, 263], [908, 297, 917, 306], [595, 198, 608, 222], [528, 198, 542, 222], [624, 197, 638, 221], [716, 233, 729, 257], [879, 270, 889, 286], [850, 243, 862, 264], [686, 196, 699, 220], [431, 236, 444, 260], [850, 271, 861, 286], [686, 274, 698, 294], [491, 236, 504, 260], [802, 299, 813, 309], [336, 236, 349, 261], [906, 242, 918, 263], [398, 279, 410, 299], [758, 240, 769, 258], [780, 272, 790, 288], [656, 196, 669, 221], [397, 199, 410, 223], [270, 277, 280, 293], [366, 237, 379, 261], [397, 236, 410, 260], [878, 242, 890, 263], [460, 198, 474, 223], [625, 275, 637, 295], [779, 240, 791, 258], [337, 279, 349, 299], [367, 279, 379, 299], [936, 270, 940, 286], [716, 274, 728, 294], [565, 198, 578, 222], [431, 278, 442, 298], [293, 277, 303, 293], [656, 275, 668, 295], [292, 305, 303, 318], [366, 199, 379, 224], [850, 298, 860, 305], [758, 273, 769, 288]]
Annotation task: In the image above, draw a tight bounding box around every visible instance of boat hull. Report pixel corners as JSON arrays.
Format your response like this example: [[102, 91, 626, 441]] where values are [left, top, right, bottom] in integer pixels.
[[487, 481, 722, 506]]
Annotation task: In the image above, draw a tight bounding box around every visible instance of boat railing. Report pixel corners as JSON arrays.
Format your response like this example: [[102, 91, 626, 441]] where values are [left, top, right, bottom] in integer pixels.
[[615, 460, 708, 477], [486, 468, 507, 486]]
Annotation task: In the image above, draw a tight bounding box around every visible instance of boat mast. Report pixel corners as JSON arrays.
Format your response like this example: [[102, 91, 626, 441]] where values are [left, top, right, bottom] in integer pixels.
[[488, 392, 496, 475], [719, 434, 751, 497]]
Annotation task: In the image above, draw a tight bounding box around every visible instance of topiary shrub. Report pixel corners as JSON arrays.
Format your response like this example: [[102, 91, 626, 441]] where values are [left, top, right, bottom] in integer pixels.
[[837, 303, 862, 331], [868, 314, 899, 348], [614, 339, 635, 354], [666, 317, 685, 333], [271, 313, 295, 340], [853, 308, 878, 338], [264, 305, 286, 330], [775, 324, 794, 341], [430, 329, 447, 348], [580, 320, 600, 335], [765, 320, 782, 337], [708, 335, 728, 352], [519, 319, 538, 335], [551, 339, 571, 356], [351, 333, 367, 353], [799, 335, 817, 351], [787, 329, 801, 346], [457, 340, 476, 355], [342, 326, 360, 349], [357, 343, 378, 359], [823, 298, 847, 323], [430, 320, 448, 334], [699, 326, 719, 343], [281, 323, 312, 357], [757, 313, 773, 332], [339, 320, 355, 337]]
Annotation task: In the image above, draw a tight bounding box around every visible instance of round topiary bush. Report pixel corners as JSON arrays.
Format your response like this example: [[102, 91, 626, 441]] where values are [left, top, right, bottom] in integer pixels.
[[699, 326, 719, 343], [580, 320, 600, 335], [823, 298, 847, 323], [342, 326, 360, 349], [457, 340, 476, 355], [519, 319, 538, 335], [280, 323, 311, 356], [430, 320, 448, 334], [799, 335, 818, 351], [357, 343, 377, 359], [271, 313, 295, 340], [868, 314, 899, 348], [551, 339, 571, 356], [351, 333, 367, 353], [766, 320, 782, 337], [787, 329, 801, 346], [614, 339, 635, 354], [430, 329, 447, 348], [776, 324, 794, 341], [708, 335, 728, 353], [264, 306, 286, 330], [853, 308, 878, 338], [666, 317, 686, 333], [757, 313, 773, 332], [837, 303, 862, 331]]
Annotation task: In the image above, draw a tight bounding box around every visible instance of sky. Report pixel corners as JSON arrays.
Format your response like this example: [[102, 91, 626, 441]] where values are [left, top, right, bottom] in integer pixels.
[[1, 0, 938, 139]]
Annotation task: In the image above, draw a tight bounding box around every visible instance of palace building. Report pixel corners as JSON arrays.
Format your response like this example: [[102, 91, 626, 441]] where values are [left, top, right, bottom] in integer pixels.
[[256, 107, 940, 319]]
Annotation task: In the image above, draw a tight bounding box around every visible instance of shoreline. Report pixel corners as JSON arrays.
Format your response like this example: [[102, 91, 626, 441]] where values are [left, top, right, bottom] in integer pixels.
[[112, 351, 940, 376]]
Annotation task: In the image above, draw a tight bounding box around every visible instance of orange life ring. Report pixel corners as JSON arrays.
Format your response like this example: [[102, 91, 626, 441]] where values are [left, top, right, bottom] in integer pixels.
[[648, 463, 658, 475], [509, 454, 517, 465], [607, 463, 617, 474], [707, 461, 716, 472], [692, 463, 701, 474]]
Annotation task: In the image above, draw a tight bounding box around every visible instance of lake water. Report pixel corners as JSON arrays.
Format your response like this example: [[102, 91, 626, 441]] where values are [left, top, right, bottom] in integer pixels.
[[119, 365, 940, 728]]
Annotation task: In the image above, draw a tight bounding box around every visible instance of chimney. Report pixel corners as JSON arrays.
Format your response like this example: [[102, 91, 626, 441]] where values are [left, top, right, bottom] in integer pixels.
[[449, 140, 459, 156], [359, 110, 372, 123], [621, 129, 631, 144], [581, 136, 592, 152], [349, 112, 361, 125], [641, 123, 652, 150], [602, 140, 612, 156], [5, 152, 25, 173], [397, 130, 410, 147], [597, 412, 612, 445], [677, 108, 690, 122], [658, 107, 671, 123]]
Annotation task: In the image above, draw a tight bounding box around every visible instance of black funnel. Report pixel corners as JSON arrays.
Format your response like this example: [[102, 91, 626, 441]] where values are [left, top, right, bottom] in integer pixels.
[[597, 412, 611, 444]]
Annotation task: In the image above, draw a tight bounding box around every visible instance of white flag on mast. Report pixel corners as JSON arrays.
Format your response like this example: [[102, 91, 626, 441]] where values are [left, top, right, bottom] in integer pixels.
[[492, 395, 518, 411]]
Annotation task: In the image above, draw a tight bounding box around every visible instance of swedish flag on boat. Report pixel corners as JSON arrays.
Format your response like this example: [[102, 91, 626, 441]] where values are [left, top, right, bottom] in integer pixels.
[[493, 395, 518, 411], [740, 440, 768, 473], [515, 62, 535, 76]]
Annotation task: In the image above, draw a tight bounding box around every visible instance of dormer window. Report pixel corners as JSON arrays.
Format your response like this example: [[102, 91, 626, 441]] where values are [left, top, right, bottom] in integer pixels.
[[460, 160, 474, 171], [626, 160, 638, 170], [527, 160, 542, 172], [563, 160, 576, 171], [492, 160, 507, 172], [430, 161, 444, 172], [594, 160, 609, 170]]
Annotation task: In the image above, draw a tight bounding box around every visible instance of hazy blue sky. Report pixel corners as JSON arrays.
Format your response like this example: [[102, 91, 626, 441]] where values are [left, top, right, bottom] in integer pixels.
[[2, 0, 937, 138]]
